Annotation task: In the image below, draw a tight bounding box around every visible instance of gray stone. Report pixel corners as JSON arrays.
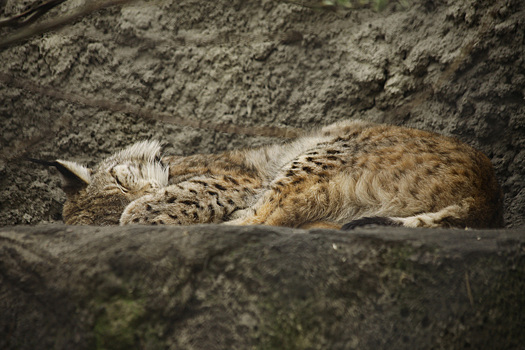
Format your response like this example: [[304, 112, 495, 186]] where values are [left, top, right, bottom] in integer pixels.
[[1, 224, 524, 349]]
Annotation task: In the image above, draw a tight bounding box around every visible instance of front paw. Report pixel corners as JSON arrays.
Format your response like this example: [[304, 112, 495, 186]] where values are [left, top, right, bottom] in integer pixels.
[[120, 194, 179, 225], [222, 218, 244, 226], [223, 208, 255, 226]]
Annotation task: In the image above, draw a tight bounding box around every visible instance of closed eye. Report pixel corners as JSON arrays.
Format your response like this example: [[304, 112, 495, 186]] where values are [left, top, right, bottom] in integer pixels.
[[114, 176, 129, 193], [115, 177, 128, 192], [110, 166, 130, 193]]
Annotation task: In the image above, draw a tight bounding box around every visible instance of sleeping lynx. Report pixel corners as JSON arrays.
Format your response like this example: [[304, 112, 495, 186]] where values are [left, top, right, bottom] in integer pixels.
[[47, 119, 504, 229]]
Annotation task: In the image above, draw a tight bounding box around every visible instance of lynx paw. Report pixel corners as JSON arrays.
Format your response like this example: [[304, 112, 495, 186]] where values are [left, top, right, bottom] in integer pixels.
[[120, 194, 179, 225]]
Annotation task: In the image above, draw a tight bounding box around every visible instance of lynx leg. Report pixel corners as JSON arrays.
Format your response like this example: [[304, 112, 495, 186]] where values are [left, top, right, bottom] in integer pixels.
[[120, 176, 254, 225], [120, 190, 221, 226], [383, 198, 479, 229], [390, 203, 470, 228], [224, 178, 336, 227], [222, 191, 277, 226], [342, 199, 480, 230]]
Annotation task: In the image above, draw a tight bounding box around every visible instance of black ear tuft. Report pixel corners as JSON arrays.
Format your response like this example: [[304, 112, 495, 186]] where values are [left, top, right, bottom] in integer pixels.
[[29, 158, 91, 195], [27, 158, 58, 167]]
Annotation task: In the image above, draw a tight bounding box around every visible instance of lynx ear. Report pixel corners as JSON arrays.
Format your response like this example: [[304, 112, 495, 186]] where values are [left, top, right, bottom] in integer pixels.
[[29, 158, 92, 195], [54, 160, 92, 195]]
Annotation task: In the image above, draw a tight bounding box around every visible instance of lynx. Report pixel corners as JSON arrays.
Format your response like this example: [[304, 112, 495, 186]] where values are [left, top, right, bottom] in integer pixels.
[[44, 119, 504, 229]]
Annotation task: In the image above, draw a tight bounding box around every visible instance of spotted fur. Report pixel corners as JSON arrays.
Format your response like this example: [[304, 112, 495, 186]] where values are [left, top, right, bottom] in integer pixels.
[[52, 120, 504, 229]]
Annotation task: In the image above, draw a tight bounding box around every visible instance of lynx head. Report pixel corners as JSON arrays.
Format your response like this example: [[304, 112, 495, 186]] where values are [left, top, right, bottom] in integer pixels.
[[51, 141, 168, 225]]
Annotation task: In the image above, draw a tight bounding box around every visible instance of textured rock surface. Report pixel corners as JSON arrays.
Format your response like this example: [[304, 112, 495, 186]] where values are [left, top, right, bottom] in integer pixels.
[[0, 225, 524, 349], [0, 0, 524, 227]]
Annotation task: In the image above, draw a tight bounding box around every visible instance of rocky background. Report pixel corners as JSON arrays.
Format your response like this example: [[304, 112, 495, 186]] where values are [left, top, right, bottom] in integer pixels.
[[0, 0, 524, 227]]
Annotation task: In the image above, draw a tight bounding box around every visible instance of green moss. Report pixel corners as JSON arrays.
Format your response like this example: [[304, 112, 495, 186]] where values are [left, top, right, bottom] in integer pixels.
[[380, 244, 423, 289], [257, 302, 318, 350], [383, 245, 417, 271], [94, 298, 146, 350]]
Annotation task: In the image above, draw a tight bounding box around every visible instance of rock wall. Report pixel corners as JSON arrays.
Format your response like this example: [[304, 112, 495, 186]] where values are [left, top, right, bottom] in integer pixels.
[[0, 0, 524, 227]]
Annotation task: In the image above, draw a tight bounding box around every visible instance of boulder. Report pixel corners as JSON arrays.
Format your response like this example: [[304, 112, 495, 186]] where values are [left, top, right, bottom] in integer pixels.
[[1, 225, 523, 349]]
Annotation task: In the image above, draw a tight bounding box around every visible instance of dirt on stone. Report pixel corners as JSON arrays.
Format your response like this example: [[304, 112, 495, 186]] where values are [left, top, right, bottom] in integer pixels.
[[0, 0, 524, 227]]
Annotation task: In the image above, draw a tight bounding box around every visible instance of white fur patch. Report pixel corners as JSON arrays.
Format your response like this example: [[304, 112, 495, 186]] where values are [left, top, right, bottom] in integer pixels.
[[108, 140, 169, 189], [56, 160, 92, 184], [114, 140, 163, 162], [394, 204, 464, 228], [245, 134, 332, 181], [143, 162, 169, 187], [398, 215, 435, 228]]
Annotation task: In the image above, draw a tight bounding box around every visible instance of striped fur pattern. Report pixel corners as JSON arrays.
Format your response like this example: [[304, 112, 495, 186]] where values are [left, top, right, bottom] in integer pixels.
[[55, 120, 504, 229]]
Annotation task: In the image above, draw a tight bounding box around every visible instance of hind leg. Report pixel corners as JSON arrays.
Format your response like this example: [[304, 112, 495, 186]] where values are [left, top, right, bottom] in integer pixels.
[[343, 199, 476, 230], [391, 202, 469, 228], [224, 178, 336, 227], [223, 190, 296, 226]]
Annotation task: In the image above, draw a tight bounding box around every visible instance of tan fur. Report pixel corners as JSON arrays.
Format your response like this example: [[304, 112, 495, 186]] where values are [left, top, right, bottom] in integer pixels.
[[55, 120, 504, 228]]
